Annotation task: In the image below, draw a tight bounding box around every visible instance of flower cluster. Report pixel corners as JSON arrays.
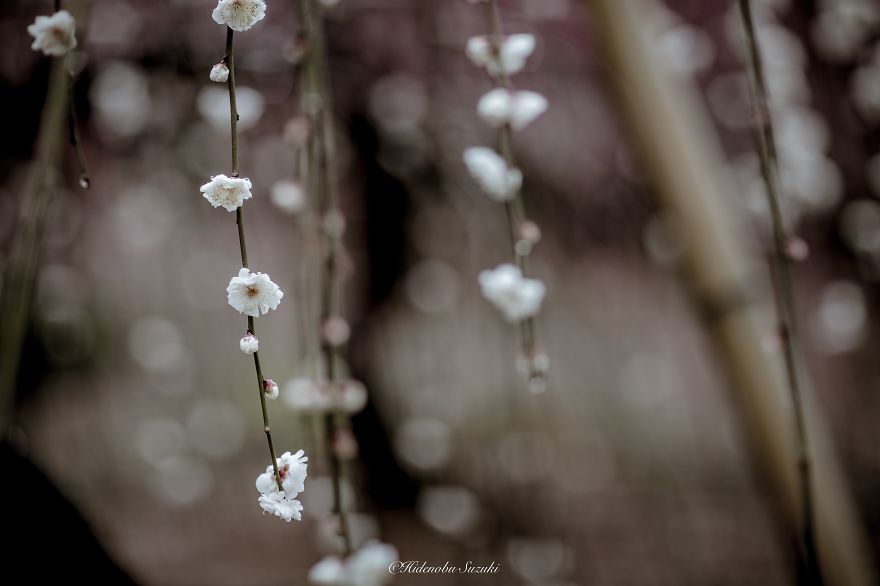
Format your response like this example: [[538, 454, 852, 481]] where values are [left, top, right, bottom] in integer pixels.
[[256, 450, 309, 522], [308, 541, 399, 586], [463, 23, 547, 324], [27, 10, 77, 57]]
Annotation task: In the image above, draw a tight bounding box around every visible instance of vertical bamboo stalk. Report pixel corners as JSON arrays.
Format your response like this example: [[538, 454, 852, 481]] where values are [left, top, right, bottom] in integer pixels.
[[583, 1, 873, 585]]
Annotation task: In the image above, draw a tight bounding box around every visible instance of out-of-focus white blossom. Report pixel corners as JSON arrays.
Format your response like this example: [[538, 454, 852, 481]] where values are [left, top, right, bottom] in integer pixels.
[[270, 180, 307, 214], [322, 316, 351, 346], [27, 11, 77, 57], [283, 377, 332, 413], [479, 264, 545, 322], [281, 377, 367, 414], [239, 333, 259, 354], [209, 62, 230, 83], [258, 490, 303, 522], [463, 147, 522, 201], [226, 268, 284, 317], [477, 88, 548, 130], [212, 0, 267, 32], [851, 61, 880, 122], [307, 541, 399, 586], [811, 0, 879, 63], [263, 378, 279, 400], [200, 174, 253, 212], [197, 86, 265, 131], [466, 34, 536, 77], [308, 556, 346, 585], [346, 541, 399, 585]]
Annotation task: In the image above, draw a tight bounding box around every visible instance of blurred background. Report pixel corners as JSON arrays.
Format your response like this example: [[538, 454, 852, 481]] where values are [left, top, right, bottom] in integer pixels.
[[1, 0, 880, 584]]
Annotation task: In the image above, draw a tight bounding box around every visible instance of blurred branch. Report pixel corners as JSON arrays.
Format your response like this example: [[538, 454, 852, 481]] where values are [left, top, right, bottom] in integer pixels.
[[736, 1, 820, 582], [299, 0, 353, 555], [0, 57, 68, 436], [485, 0, 543, 390], [584, 1, 873, 585]]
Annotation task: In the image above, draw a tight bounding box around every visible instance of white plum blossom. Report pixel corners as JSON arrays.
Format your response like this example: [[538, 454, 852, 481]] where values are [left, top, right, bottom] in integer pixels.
[[226, 268, 284, 317], [255, 450, 308, 495], [283, 377, 332, 413], [239, 333, 259, 354], [307, 541, 399, 586], [478, 263, 545, 322], [212, 0, 267, 32], [200, 174, 253, 211], [466, 33, 536, 76], [270, 180, 307, 214], [255, 450, 308, 522], [263, 378, 279, 400], [209, 62, 230, 83], [477, 88, 548, 130], [258, 490, 303, 522], [27, 11, 77, 57], [463, 147, 522, 201]]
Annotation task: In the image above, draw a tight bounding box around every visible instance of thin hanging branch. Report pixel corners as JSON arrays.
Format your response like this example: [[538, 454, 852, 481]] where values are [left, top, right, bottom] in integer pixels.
[[225, 25, 283, 491], [736, 1, 821, 583], [485, 0, 543, 390], [300, 0, 353, 555]]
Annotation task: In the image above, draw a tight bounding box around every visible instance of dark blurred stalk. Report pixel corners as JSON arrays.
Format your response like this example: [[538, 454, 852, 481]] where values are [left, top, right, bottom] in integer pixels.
[[485, 0, 542, 389], [0, 58, 68, 436], [736, 2, 821, 583], [585, 0, 872, 584], [224, 26, 283, 490], [299, 0, 353, 555]]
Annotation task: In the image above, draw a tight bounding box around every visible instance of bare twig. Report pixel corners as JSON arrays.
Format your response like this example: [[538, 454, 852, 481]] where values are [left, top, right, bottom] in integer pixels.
[[299, 0, 353, 554], [736, 2, 820, 583]]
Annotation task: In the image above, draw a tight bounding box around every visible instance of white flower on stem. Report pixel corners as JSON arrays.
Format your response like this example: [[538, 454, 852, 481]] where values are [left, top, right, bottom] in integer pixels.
[[478, 263, 545, 322], [212, 0, 267, 32], [478, 88, 548, 130], [258, 490, 303, 522], [263, 378, 279, 400], [270, 180, 307, 214], [463, 147, 522, 201], [200, 174, 253, 212], [226, 268, 284, 317], [345, 541, 399, 585], [308, 556, 346, 585], [239, 333, 259, 354], [256, 449, 308, 498], [209, 62, 230, 83], [27, 11, 77, 57], [283, 377, 332, 413], [466, 33, 536, 77]]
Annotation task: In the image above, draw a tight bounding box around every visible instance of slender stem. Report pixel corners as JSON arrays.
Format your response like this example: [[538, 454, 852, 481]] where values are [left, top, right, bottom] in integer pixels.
[[67, 72, 90, 188], [301, 0, 352, 555], [485, 0, 542, 384], [226, 26, 282, 491], [737, 2, 821, 583]]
